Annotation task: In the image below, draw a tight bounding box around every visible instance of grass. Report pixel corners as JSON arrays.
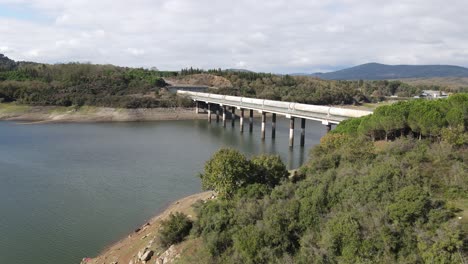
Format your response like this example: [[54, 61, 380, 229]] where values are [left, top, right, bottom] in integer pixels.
[[0, 102, 30, 114], [46, 105, 99, 114]]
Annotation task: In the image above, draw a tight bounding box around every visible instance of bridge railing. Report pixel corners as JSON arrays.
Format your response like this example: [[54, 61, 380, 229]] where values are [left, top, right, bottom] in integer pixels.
[[178, 91, 372, 121]]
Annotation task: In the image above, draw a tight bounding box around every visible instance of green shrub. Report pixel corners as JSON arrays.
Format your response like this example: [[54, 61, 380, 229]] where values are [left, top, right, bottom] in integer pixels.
[[159, 212, 193, 247]]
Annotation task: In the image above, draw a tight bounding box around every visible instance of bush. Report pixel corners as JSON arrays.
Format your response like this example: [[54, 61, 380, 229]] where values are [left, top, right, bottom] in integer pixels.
[[251, 155, 289, 187], [159, 212, 193, 247]]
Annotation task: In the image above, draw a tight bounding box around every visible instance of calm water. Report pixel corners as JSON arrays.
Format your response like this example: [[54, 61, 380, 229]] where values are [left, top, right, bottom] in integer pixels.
[[0, 117, 326, 264]]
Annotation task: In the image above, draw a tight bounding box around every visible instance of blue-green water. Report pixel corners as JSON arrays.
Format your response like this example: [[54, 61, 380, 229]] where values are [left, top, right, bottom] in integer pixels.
[[0, 118, 326, 264]]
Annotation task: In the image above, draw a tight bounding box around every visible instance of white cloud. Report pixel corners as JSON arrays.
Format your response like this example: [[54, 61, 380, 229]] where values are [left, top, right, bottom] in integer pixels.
[[126, 48, 145, 56], [236, 61, 246, 68], [0, 46, 11, 52], [0, 0, 467, 72]]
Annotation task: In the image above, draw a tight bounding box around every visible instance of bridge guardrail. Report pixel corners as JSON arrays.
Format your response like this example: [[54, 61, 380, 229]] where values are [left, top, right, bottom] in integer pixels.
[[178, 91, 372, 122]]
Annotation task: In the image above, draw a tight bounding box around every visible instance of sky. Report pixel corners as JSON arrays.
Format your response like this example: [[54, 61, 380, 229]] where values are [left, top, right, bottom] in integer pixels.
[[0, 0, 467, 73]]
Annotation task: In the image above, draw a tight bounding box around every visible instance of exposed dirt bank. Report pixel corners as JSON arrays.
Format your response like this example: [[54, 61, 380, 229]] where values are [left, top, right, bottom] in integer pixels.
[[0, 104, 207, 123], [81, 191, 214, 264]]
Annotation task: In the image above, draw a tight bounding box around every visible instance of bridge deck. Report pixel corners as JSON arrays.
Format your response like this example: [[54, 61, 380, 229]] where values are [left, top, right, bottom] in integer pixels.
[[178, 91, 372, 124]]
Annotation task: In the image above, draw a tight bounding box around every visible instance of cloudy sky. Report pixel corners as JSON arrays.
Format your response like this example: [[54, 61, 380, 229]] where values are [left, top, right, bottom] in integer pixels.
[[0, 0, 467, 73]]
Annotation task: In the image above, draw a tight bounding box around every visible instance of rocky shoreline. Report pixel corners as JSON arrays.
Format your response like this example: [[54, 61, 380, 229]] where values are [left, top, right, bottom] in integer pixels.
[[82, 191, 214, 264], [0, 104, 206, 123]]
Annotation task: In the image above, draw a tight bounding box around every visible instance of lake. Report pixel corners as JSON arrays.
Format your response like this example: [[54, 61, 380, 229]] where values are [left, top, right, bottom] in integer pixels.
[[0, 117, 326, 264]]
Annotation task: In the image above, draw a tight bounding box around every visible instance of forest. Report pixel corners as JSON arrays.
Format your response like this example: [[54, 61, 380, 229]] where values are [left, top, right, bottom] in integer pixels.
[[1, 54, 466, 109], [183, 67, 467, 105], [158, 96, 467, 264], [0, 54, 188, 108]]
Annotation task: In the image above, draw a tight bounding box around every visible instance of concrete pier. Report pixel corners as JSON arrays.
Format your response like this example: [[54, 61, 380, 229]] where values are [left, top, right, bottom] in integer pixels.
[[187, 93, 373, 150], [222, 106, 226, 127], [300, 118, 306, 147], [207, 103, 211, 123], [249, 110, 254, 133], [240, 109, 244, 133], [272, 113, 276, 139], [261, 112, 266, 140], [231, 107, 236, 127], [289, 117, 295, 148]]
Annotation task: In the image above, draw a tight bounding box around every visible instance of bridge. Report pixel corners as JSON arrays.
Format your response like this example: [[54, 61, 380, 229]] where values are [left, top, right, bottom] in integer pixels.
[[177, 91, 372, 148]]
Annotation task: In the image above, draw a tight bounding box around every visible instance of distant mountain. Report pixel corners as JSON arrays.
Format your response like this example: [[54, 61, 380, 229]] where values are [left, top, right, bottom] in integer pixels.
[[305, 63, 468, 80], [225, 68, 254, 73]]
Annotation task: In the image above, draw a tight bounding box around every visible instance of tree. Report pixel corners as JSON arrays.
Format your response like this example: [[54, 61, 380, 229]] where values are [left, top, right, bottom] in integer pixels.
[[251, 154, 289, 187], [200, 148, 252, 198]]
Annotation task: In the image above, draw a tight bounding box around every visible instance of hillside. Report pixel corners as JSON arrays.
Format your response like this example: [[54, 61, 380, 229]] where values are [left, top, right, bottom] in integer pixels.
[[310, 63, 468, 80], [88, 95, 467, 264], [398, 77, 468, 91], [165, 73, 233, 88]]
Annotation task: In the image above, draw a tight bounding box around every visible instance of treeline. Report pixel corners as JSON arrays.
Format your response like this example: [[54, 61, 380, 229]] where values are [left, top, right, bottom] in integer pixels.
[[0, 55, 191, 108], [160, 97, 467, 264], [179, 67, 465, 105], [333, 93, 468, 143], [1, 53, 466, 109]]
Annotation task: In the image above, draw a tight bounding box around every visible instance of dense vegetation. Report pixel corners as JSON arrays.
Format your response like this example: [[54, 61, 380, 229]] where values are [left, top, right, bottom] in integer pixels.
[[333, 93, 468, 143], [0, 54, 192, 108], [2, 54, 465, 110], [166, 96, 467, 264], [182, 68, 466, 104]]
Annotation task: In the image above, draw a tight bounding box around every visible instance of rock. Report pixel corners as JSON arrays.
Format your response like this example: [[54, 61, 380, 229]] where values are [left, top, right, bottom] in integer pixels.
[[141, 250, 154, 261], [134, 228, 141, 233]]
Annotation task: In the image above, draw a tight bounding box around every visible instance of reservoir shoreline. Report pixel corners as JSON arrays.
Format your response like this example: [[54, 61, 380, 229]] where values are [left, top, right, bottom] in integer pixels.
[[83, 191, 214, 264], [0, 105, 206, 123]]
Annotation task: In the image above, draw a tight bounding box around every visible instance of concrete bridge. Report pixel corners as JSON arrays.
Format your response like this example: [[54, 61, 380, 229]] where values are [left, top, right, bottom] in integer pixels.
[[177, 91, 372, 148]]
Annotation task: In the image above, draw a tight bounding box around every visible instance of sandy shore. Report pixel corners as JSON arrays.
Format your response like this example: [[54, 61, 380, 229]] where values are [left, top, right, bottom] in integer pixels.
[[82, 191, 214, 264], [0, 105, 209, 123]]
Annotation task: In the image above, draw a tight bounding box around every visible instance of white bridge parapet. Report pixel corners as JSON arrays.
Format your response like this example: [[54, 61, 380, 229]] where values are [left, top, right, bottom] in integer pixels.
[[178, 91, 372, 124]]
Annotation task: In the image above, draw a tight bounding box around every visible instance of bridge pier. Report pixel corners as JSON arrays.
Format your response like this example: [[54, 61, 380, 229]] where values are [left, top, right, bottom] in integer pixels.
[[272, 113, 276, 139], [207, 103, 212, 123], [326, 124, 332, 133], [300, 118, 306, 147], [215, 107, 220, 123], [231, 107, 236, 127], [249, 110, 253, 133], [261, 112, 266, 140], [289, 117, 295, 148], [195, 101, 199, 114], [222, 105, 226, 127], [240, 109, 244, 133]]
